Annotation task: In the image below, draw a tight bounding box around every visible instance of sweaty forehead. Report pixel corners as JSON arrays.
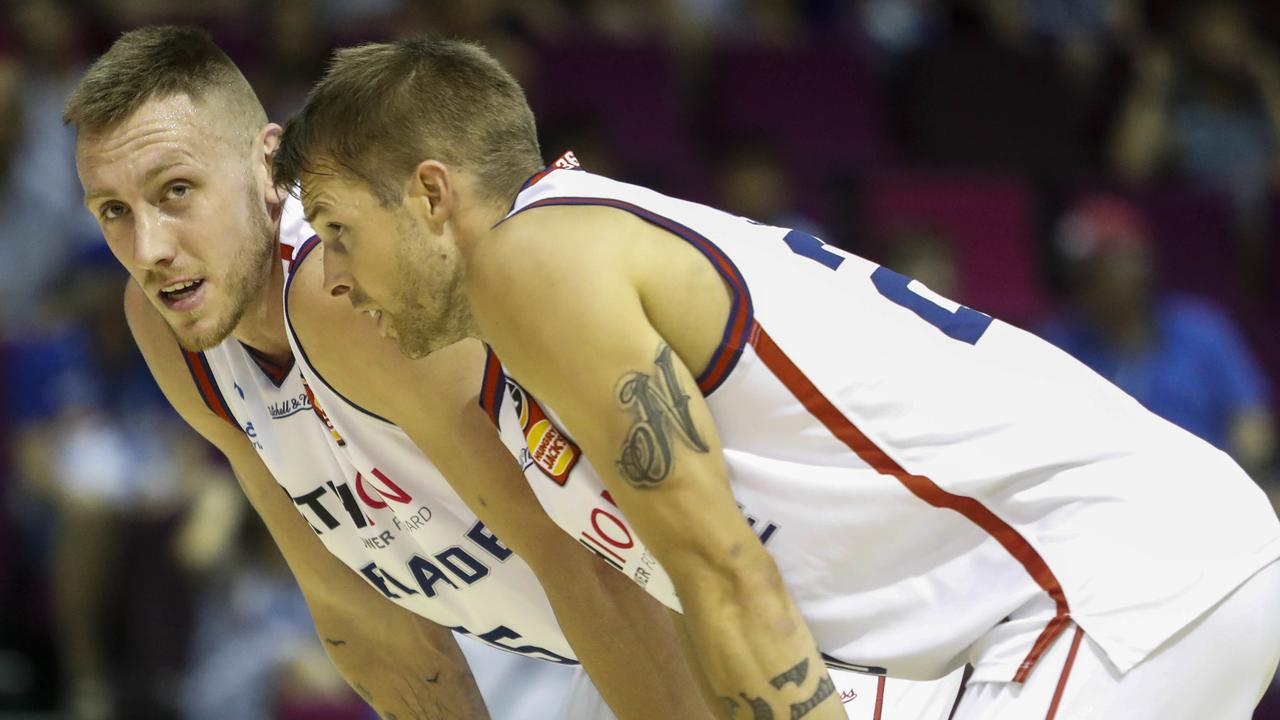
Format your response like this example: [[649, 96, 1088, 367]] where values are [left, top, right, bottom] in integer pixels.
[[300, 169, 380, 220], [78, 93, 242, 166]]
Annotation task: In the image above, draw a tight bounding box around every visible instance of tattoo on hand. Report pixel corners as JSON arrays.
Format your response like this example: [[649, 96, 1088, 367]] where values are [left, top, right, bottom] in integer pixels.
[[788, 676, 835, 719], [770, 658, 809, 689], [616, 344, 710, 488]]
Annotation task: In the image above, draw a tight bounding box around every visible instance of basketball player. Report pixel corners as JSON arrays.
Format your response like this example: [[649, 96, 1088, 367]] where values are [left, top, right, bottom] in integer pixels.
[[274, 37, 1280, 720], [65, 27, 712, 720]]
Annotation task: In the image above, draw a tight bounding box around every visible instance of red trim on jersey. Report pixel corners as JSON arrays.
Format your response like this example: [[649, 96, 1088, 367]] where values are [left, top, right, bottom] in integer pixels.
[[288, 235, 321, 278], [580, 531, 626, 565], [240, 343, 294, 386], [1045, 626, 1084, 720], [478, 346, 505, 427], [280, 241, 294, 262], [182, 350, 237, 428], [750, 323, 1071, 683], [873, 676, 886, 720]]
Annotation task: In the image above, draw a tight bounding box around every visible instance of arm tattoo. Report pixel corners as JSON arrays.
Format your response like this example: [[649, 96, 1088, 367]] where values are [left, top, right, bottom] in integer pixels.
[[616, 344, 710, 488], [324, 638, 348, 647], [737, 692, 774, 720], [770, 658, 809, 689], [725, 658, 833, 720], [718, 695, 741, 717], [788, 676, 835, 719]]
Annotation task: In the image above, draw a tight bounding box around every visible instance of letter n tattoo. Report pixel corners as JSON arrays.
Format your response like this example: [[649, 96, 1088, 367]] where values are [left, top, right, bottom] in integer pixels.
[[615, 344, 710, 488]]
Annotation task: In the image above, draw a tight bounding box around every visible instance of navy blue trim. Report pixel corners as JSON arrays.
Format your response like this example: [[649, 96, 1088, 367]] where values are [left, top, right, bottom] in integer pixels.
[[288, 235, 321, 277], [238, 342, 295, 388], [496, 196, 755, 396], [478, 346, 506, 427], [283, 234, 395, 426]]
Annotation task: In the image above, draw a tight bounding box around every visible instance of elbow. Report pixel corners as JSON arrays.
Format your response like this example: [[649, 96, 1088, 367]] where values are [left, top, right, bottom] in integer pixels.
[[660, 532, 788, 609]]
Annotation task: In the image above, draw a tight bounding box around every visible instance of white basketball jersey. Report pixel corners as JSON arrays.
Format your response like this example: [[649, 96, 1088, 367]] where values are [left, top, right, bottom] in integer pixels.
[[186, 199, 577, 665], [482, 162, 1280, 684]]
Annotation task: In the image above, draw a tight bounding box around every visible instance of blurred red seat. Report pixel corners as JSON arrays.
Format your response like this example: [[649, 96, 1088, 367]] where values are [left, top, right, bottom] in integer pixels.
[[863, 170, 1045, 326]]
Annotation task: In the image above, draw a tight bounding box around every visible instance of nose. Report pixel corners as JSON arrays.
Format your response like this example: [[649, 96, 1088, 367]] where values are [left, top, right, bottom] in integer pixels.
[[132, 208, 176, 269], [323, 251, 352, 298]]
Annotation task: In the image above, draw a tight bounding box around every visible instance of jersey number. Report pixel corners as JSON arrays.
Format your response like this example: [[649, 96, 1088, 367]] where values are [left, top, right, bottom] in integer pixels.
[[781, 230, 993, 345]]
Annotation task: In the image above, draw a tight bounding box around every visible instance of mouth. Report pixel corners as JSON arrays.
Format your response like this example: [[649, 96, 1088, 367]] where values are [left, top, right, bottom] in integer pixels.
[[157, 278, 206, 311]]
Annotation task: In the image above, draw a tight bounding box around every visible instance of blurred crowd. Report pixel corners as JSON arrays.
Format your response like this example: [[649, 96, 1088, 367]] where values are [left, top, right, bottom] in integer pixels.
[[0, 0, 1278, 718]]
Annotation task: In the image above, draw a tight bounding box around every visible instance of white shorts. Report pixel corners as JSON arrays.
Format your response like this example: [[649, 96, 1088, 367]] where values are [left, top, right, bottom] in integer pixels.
[[833, 668, 964, 719], [457, 636, 615, 720], [952, 559, 1280, 720]]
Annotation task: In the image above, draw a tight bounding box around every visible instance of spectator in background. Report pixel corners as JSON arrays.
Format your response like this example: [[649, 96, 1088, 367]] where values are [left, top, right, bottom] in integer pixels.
[[878, 225, 959, 300], [1111, 1, 1280, 241], [0, 56, 92, 337], [7, 251, 234, 720], [1039, 194, 1276, 479], [894, 0, 1099, 184], [714, 142, 830, 240]]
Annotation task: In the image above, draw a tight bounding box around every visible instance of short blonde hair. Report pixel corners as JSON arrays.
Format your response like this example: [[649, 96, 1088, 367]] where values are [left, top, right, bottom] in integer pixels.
[[274, 37, 543, 205], [64, 25, 265, 145]]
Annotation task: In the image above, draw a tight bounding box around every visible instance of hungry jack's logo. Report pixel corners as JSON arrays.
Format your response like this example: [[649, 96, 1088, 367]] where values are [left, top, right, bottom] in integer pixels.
[[507, 380, 579, 486]]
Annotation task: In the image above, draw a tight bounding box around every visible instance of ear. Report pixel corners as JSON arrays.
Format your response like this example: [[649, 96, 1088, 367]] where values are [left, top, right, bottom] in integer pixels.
[[254, 122, 286, 216], [406, 160, 454, 234]]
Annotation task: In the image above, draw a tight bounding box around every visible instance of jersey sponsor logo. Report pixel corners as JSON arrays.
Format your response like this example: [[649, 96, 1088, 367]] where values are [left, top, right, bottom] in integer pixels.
[[301, 376, 346, 447], [291, 467, 417, 534], [355, 468, 413, 508], [357, 521, 515, 602], [507, 381, 580, 486], [267, 391, 313, 420]]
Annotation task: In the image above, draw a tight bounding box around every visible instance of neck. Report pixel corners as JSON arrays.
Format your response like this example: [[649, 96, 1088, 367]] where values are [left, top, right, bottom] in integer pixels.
[[452, 195, 509, 346]]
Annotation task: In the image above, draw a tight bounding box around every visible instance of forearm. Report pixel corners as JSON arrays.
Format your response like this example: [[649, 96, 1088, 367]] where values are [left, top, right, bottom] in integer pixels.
[[312, 605, 490, 720], [670, 552, 841, 720], [535, 550, 712, 719]]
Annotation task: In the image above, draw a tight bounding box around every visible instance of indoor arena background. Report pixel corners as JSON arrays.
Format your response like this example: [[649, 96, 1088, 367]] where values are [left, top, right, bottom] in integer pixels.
[[0, 1, 1277, 718]]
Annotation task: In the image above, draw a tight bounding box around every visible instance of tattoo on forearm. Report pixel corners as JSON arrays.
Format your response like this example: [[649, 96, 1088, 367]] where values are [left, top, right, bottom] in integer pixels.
[[737, 692, 774, 720], [770, 658, 809, 689], [720, 659, 833, 720], [325, 638, 347, 647], [788, 676, 835, 719], [616, 344, 710, 488]]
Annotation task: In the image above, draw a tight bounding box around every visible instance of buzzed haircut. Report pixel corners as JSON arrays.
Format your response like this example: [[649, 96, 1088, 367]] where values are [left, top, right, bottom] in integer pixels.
[[273, 37, 543, 206], [64, 25, 265, 145]]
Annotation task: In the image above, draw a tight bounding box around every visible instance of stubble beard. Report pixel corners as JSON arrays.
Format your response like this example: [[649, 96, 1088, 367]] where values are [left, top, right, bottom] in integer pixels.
[[386, 213, 471, 360], [171, 184, 276, 351]]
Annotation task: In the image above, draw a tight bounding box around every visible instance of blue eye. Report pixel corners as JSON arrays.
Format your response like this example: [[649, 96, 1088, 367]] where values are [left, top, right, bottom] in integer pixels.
[[100, 202, 128, 221]]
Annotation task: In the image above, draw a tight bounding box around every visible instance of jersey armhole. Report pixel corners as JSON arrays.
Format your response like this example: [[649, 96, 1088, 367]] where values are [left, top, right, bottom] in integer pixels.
[[181, 348, 241, 430], [478, 345, 506, 427]]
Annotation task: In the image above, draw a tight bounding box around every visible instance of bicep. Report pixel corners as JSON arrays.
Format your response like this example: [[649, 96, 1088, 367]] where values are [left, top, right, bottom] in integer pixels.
[[488, 268, 750, 572]]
